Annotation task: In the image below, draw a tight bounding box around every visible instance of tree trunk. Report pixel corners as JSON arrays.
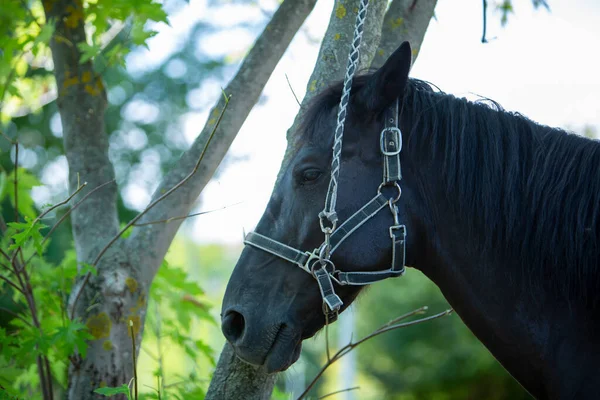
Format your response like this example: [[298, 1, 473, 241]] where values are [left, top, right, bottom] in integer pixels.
[[43, 0, 317, 398], [207, 0, 438, 398], [208, 344, 277, 400]]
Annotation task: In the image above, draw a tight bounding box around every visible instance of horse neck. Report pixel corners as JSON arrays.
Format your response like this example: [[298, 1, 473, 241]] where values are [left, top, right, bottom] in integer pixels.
[[398, 99, 600, 398]]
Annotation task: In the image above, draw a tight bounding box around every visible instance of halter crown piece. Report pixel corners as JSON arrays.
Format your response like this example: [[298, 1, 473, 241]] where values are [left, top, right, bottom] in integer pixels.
[[244, 0, 407, 317]]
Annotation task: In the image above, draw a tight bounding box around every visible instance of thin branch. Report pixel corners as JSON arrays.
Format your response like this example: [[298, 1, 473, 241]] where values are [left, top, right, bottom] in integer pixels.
[[41, 179, 113, 244], [0, 129, 15, 144], [352, 308, 453, 348], [69, 95, 231, 319], [154, 301, 166, 392], [296, 308, 453, 400], [34, 182, 88, 223], [43, 356, 54, 400], [130, 320, 138, 400], [0, 306, 32, 327], [12, 182, 87, 273], [0, 273, 25, 294], [36, 355, 51, 400], [14, 142, 19, 223], [132, 201, 241, 227], [379, 305, 428, 330], [482, 0, 488, 43], [0, 248, 11, 262], [284, 73, 301, 107], [21, 180, 114, 273], [318, 386, 360, 400]]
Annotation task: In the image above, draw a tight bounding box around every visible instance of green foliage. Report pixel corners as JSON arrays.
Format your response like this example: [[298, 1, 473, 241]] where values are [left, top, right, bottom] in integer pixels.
[[7, 216, 46, 256], [0, 0, 169, 121], [497, 0, 515, 26], [52, 320, 94, 359], [0, 179, 218, 398], [0, 168, 41, 220], [94, 384, 132, 400]]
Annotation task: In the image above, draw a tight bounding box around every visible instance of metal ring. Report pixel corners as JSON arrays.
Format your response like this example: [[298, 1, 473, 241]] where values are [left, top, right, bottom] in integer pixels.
[[378, 182, 402, 203], [309, 258, 335, 277]]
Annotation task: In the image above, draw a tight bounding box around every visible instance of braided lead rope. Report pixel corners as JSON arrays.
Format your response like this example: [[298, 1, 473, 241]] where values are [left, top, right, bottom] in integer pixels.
[[321, 0, 370, 227]]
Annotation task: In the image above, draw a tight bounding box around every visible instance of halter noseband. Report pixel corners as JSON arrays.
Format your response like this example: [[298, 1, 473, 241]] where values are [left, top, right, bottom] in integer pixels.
[[244, 98, 407, 315]]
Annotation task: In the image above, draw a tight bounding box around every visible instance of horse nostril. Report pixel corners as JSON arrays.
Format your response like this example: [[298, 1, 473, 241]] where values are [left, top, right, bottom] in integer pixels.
[[222, 309, 246, 344]]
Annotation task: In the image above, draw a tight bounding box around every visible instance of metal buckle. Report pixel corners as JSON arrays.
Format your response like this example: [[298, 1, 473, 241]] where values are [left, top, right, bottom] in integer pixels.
[[303, 249, 320, 274], [380, 127, 402, 156], [389, 224, 406, 239]]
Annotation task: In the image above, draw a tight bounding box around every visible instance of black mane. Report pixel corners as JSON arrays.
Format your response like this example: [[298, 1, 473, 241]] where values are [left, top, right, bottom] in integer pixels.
[[302, 76, 600, 302]]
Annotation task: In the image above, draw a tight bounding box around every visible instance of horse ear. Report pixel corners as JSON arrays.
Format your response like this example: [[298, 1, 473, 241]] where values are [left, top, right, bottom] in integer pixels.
[[355, 41, 412, 113]]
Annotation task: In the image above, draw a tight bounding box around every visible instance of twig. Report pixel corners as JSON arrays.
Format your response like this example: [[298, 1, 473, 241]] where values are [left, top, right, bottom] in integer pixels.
[[132, 201, 242, 227], [33, 182, 88, 225], [351, 309, 453, 348], [481, 0, 488, 43], [14, 182, 88, 273], [318, 386, 360, 399], [285, 73, 301, 107], [130, 320, 138, 400], [0, 273, 24, 294], [36, 355, 50, 400], [14, 142, 19, 223], [296, 308, 453, 400], [69, 94, 231, 319], [42, 179, 113, 243], [21, 180, 114, 273], [43, 356, 54, 400], [0, 129, 15, 144], [378, 305, 428, 330], [154, 302, 166, 392], [0, 306, 32, 327]]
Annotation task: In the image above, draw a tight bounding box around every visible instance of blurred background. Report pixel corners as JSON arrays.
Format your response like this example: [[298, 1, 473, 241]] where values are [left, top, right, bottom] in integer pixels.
[[2, 0, 599, 398]]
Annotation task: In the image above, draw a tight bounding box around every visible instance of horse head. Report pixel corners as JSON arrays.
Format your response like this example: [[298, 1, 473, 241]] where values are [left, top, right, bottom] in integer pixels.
[[221, 42, 423, 373]]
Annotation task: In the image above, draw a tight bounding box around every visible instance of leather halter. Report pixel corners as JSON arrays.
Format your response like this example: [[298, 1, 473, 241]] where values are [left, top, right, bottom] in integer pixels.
[[244, 98, 406, 314]]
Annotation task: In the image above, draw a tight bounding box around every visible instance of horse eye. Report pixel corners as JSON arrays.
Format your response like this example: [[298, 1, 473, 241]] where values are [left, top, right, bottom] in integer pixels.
[[301, 168, 322, 183]]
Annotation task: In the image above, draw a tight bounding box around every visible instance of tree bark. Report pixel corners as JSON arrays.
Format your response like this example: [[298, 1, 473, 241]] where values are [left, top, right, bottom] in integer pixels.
[[43, 2, 130, 397], [371, 0, 438, 68], [207, 344, 277, 400], [43, 0, 120, 263], [44, 0, 317, 399]]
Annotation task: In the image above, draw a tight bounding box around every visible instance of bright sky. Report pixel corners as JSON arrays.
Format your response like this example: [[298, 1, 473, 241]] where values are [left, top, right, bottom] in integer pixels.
[[132, 0, 600, 244]]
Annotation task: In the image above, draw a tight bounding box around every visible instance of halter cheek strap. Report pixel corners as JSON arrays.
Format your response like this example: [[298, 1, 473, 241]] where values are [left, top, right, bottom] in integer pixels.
[[244, 98, 407, 315]]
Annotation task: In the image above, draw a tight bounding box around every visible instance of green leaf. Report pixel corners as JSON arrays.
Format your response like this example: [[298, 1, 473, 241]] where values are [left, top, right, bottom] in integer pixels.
[[94, 384, 132, 399], [79, 263, 98, 277], [34, 23, 55, 47], [77, 42, 103, 64], [5, 168, 41, 219], [52, 320, 94, 359], [7, 216, 47, 256], [0, 171, 6, 202]]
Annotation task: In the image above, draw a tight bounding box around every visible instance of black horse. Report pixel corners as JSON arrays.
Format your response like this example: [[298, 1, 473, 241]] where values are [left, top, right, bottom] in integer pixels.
[[221, 42, 600, 399]]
